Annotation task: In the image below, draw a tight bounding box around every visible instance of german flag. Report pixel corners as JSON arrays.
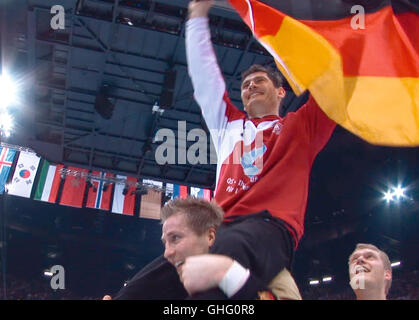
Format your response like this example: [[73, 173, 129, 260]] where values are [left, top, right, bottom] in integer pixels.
[[228, 0, 419, 146]]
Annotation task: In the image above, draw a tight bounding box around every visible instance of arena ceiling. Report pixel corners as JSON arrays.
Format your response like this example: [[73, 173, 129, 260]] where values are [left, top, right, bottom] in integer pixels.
[[1, 0, 418, 294]]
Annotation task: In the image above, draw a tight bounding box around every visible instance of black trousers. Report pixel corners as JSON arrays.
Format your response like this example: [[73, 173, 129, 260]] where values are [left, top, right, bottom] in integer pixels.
[[189, 210, 294, 299], [114, 211, 294, 300]]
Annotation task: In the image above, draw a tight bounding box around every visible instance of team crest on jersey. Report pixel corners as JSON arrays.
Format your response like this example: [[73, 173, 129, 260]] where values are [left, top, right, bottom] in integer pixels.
[[241, 144, 267, 178], [273, 122, 283, 135]]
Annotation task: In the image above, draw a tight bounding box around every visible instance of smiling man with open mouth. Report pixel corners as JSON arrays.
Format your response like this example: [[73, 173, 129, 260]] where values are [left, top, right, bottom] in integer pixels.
[[348, 243, 393, 300]]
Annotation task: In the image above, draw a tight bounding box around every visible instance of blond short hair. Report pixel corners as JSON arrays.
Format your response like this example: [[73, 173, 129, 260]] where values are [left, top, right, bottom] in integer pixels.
[[161, 197, 224, 235], [348, 243, 392, 295]]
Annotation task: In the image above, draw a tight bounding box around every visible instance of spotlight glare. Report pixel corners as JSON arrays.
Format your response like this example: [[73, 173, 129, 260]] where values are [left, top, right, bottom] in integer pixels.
[[43, 270, 53, 277], [393, 186, 405, 199], [0, 73, 17, 109], [309, 280, 320, 285], [322, 276, 333, 282], [391, 261, 401, 267], [0, 112, 13, 137], [383, 191, 394, 202]]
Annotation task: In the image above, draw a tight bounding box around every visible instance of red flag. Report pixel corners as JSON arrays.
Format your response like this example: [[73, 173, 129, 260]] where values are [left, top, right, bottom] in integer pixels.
[[59, 166, 88, 208], [229, 0, 419, 146]]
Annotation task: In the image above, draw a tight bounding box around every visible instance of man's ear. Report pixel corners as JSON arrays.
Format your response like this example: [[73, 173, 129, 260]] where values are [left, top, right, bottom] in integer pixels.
[[208, 227, 216, 247], [277, 87, 286, 99], [384, 269, 392, 281]]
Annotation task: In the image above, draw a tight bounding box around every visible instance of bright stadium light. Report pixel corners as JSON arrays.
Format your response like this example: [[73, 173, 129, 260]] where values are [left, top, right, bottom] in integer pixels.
[[43, 270, 53, 277], [322, 276, 333, 282], [309, 280, 320, 285], [383, 184, 408, 203], [393, 186, 405, 200], [0, 73, 17, 109], [391, 261, 401, 267], [383, 190, 394, 202], [0, 112, 13, 137]]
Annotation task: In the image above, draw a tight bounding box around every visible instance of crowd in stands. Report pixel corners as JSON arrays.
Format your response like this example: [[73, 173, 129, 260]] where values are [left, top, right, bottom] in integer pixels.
[[0, 274, 94, 300], [301, 269, 419, 300], [387, 270, 419, 300], [1, 269, 418, 300], [301, 283, 355, 300]]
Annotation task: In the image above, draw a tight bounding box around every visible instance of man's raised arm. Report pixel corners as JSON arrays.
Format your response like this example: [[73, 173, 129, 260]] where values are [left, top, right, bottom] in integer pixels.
[[186, 0, 229, 151]]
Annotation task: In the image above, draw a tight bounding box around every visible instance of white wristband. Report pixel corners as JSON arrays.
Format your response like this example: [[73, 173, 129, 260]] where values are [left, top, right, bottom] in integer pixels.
[[218, 260, 250, 298]]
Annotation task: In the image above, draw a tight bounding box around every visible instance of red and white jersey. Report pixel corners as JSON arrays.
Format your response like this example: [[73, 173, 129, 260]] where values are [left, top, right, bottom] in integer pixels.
[[186, 17, 336, 246]]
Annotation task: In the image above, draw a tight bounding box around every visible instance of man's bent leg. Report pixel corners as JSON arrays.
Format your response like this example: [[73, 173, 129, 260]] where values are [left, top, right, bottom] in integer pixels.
[[267, 268, 302, 300], [190, 212, 294, 299]]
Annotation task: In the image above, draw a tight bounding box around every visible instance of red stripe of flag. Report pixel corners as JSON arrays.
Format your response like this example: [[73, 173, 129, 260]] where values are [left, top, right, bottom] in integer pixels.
[[123, 176, 137, 215], [100, 173, 114, 210], [301, 7, 419, 77], [204, 189, 212, 201], [49, 164, 64, 203], [179, 185, 188, 199]]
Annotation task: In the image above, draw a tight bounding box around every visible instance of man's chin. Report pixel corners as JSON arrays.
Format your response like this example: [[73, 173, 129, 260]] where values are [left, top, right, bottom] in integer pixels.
[[246, 103, 269, 117]]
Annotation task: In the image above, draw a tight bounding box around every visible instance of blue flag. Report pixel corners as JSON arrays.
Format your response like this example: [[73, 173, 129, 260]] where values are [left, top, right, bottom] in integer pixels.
[[0, 147, 17, 194]]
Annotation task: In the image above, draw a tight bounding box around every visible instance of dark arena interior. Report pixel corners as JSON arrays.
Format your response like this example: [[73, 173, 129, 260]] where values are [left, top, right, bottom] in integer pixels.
[[0, 0, 418, 301]]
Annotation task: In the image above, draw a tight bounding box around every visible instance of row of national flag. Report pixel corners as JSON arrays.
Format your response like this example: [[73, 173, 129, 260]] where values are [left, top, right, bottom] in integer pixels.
[[0, 146, 213, 220]]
